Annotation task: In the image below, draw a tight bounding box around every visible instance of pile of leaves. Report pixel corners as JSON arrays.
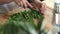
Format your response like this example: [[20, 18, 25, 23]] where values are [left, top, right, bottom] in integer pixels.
[[0, 9, 46, 34]]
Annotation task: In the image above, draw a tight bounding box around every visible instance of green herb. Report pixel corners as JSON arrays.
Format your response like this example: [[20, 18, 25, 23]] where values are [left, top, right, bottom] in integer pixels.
[[0, 9, 45, 34]]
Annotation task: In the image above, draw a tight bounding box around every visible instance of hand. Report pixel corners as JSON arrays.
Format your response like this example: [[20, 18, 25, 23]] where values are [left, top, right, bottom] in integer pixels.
[[31, 0, 46, 14], [14, 0, 33, 8], [40, 3, 46, 14], [14, 0, 46, 14]]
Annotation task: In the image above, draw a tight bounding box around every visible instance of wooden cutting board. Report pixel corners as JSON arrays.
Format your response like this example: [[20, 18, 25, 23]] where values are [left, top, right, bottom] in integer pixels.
[[0, 6, 53, 29], [0, 7, 25, 24], [0, 6, 59, 32]]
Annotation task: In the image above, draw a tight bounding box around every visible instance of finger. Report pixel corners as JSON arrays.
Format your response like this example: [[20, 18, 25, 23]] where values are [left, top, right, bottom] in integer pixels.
[[36, 2, 42, 12], [20, 1, 23, 7], [31, 3, 39, 11], [39, 4, 42, 11], [17, 0, 22, 6], [34, 4, 39, 11], [14, 0, 21, 6], [26, 1, 33, 9], [22, 0, 27, 8], [30, 3, 36, 9], [32, 3, 40, 11], [40, 3, 46, 14]]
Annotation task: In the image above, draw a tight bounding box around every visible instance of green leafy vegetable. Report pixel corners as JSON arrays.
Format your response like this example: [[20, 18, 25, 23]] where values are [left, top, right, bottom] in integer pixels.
[[0, 9, 45, 34]]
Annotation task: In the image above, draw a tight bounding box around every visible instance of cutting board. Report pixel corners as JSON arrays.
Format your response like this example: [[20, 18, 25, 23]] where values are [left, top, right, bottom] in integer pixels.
[[0, 6, 53, 30], [0, 0, 60, 32]]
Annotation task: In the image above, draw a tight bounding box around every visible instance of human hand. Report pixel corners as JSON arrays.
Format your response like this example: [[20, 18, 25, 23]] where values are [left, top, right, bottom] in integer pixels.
[[14, 0, 46, 14], [14, 0, 33, 8], [40, 3, 46, 14], [31, 0, 46, 14]]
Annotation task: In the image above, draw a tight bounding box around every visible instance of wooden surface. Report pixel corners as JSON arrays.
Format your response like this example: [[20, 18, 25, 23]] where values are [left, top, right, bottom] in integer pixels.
[[0, 7, 24, 24], [41, 6, 53, 30]]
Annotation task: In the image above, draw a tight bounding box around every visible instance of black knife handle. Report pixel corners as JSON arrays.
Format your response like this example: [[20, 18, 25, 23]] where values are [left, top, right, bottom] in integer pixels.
[[40, 0, 44, 1], [27, 0, 32, 3], [27, 0, 44, 3]]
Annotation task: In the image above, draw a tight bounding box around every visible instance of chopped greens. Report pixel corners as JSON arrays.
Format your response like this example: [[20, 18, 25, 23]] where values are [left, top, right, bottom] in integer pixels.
[[0, 9, 45, 34]]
